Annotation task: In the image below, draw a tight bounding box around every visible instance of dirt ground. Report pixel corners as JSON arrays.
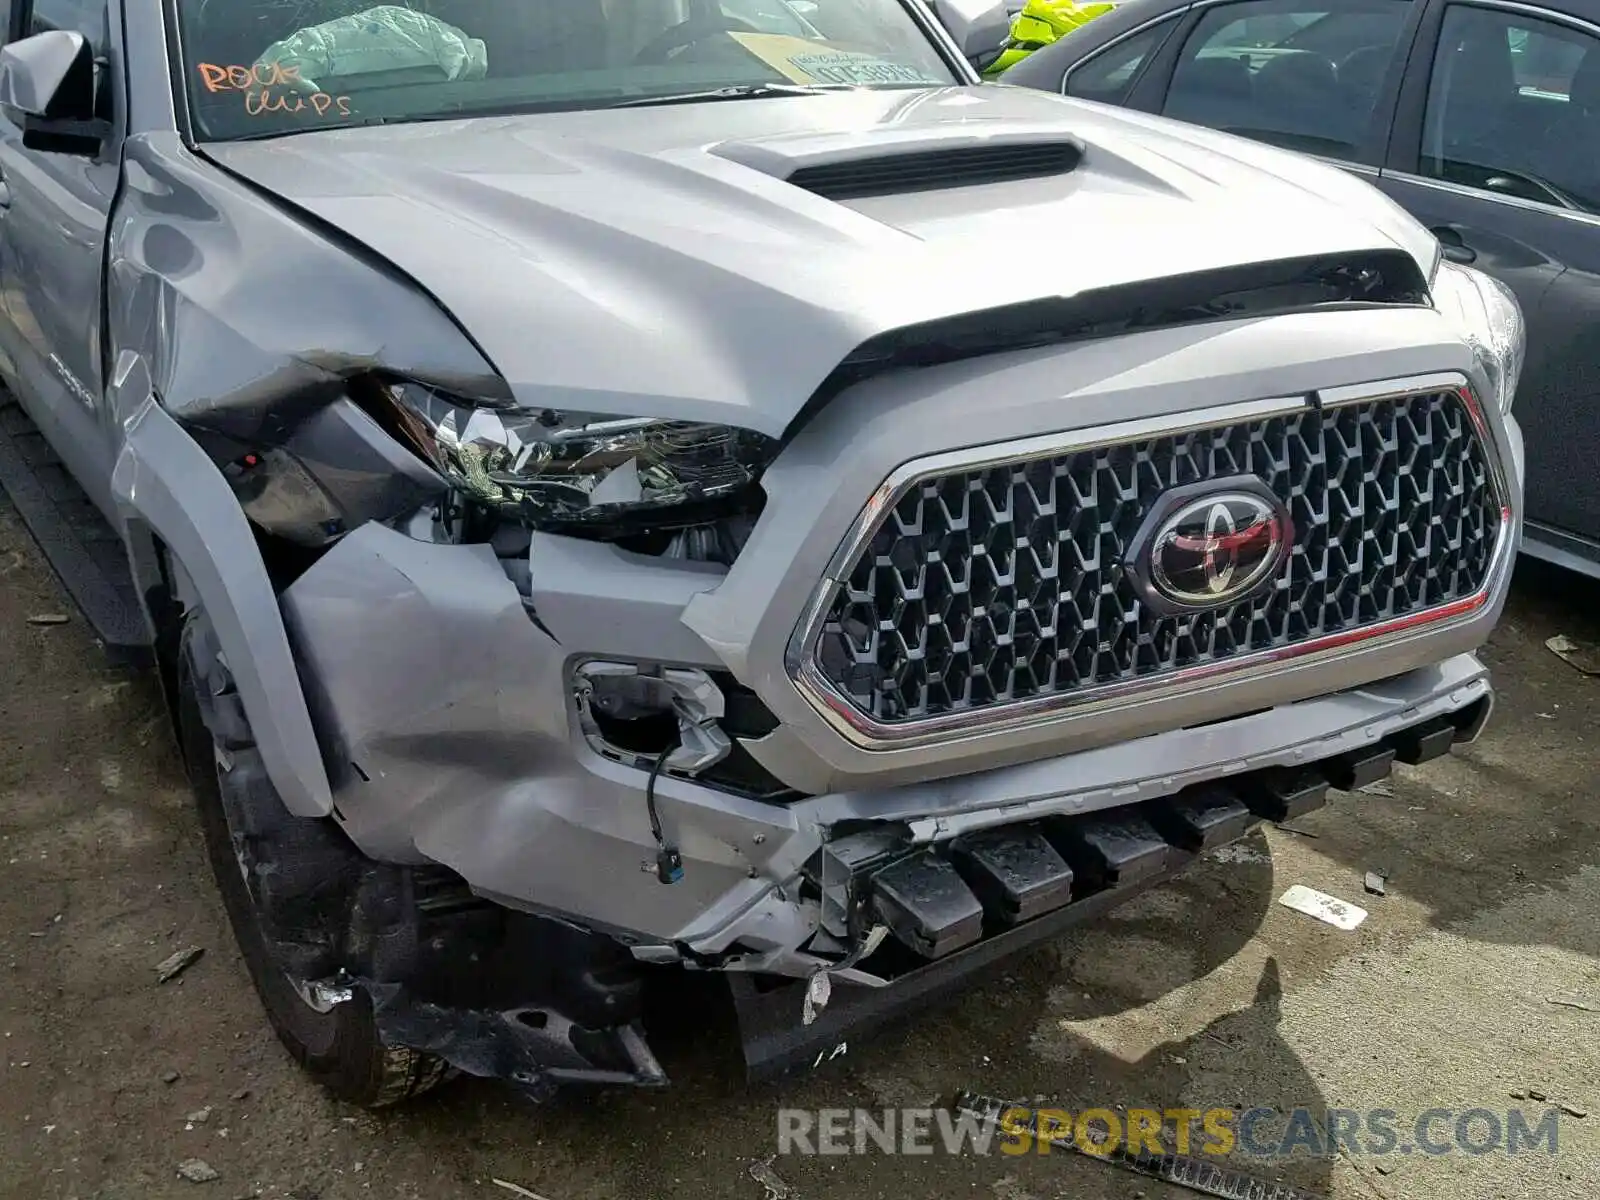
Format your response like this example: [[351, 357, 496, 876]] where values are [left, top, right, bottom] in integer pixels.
[[1, 487, 1598, 1200]]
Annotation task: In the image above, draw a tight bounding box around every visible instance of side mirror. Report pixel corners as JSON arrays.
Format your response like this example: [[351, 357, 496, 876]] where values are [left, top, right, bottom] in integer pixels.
[[0, 30, 105, 154], [927, 0, 1012, 73]]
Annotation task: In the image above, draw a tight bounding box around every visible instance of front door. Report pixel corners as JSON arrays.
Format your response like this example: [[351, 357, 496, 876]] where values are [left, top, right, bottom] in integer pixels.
[[0, 0, 122, 518]]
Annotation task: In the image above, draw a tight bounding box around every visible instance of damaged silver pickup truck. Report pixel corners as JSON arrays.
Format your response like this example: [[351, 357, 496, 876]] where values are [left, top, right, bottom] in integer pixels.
[[0, 0, 1524, 1104]]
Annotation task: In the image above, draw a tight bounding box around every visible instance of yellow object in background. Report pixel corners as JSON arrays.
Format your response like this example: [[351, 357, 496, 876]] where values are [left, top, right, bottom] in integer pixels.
[[982, 0, 1118, 77]]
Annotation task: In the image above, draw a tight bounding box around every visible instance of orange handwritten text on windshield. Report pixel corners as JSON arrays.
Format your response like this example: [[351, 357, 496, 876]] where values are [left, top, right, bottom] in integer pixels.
[[197, 61, 301, 92], [245, 89, 352, 117], [195, 62, 353, 118]]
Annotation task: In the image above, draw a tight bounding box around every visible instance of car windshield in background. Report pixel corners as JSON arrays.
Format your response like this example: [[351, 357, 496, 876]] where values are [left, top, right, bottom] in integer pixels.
[[174, 0, 957, 140]]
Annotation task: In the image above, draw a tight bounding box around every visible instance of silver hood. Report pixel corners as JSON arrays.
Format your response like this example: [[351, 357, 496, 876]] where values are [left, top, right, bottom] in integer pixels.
[[206, 85, 1438, 436]]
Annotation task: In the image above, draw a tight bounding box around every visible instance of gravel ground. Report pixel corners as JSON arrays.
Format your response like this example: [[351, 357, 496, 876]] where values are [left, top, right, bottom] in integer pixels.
[[1, 489, 1597, 1200]]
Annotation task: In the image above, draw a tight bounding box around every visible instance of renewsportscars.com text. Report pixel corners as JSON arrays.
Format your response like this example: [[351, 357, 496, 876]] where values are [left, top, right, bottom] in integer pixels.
[[776, 1106, 1563, 1159]]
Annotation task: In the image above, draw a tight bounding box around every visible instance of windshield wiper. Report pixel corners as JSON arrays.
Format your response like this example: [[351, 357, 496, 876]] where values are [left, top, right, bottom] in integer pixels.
[[607, 82, 853, 108]]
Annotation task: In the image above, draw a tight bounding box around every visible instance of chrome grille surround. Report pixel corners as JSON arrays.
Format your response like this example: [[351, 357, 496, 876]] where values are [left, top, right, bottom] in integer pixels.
[[786, 372, 1514, 749]]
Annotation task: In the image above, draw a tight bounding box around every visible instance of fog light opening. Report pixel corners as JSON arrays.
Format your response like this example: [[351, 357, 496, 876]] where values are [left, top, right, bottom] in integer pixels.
[[573, 661, 733, 775]]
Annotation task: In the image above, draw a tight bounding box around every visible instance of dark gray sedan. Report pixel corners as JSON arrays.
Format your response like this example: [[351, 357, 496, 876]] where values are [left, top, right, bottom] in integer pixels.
[[1002, 0, 1600, 579]]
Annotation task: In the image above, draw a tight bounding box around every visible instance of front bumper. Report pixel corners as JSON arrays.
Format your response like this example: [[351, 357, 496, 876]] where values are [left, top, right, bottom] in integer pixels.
[[279, 313, 1517, 953]]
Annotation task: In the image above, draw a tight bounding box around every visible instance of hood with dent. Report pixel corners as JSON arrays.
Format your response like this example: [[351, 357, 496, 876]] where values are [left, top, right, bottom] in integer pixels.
[[205, 85, 1437, 437]]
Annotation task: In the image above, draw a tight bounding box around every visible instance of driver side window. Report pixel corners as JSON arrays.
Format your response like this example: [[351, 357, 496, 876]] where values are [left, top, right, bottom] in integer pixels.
[[1419, 4, 1600, 215]]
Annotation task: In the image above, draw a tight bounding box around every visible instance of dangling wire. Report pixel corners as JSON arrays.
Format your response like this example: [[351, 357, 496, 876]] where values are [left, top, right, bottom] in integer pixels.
[[645, 746, 683, 884]]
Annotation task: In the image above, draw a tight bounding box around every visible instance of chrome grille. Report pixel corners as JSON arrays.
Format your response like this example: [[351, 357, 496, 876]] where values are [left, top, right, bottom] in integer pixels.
[[804, 387, 1505, 730]]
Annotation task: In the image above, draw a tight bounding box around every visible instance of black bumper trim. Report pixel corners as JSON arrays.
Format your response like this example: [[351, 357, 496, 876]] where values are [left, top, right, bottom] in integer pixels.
[[871, 851, 986, 958], [950, 825, 1076, 925], [731, 841, 1208, 1082], [728, 690, 1493, 1084], [1325, 745, 1397, 791], [1391, 716, 1458, 765]]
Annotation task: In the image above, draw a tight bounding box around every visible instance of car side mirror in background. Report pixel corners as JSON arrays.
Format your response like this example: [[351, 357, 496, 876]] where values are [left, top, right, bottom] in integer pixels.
[[0, 29, 106, 155], [926, 0, 1013, 74]]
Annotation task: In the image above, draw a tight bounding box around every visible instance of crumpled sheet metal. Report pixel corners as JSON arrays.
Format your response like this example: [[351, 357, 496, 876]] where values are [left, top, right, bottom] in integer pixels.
[[110, 132, 507, 443]]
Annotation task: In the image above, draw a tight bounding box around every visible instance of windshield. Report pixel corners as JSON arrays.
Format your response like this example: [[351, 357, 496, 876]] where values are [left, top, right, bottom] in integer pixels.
[[174, 0, 959, 140]]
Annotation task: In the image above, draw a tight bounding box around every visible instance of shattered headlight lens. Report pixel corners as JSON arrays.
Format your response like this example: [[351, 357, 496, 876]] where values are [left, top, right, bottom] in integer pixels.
[[389, 384, 778, 525], [1430, 258, 1524, 414]]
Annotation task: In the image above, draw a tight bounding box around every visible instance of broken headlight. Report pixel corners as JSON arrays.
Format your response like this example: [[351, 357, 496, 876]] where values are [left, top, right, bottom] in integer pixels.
[[387, 383, 778, 526]]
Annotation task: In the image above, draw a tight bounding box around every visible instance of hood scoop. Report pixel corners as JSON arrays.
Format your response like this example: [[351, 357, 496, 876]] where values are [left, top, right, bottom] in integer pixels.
[[713, 126, 1084, 201], [788, 141, 1083, 200]]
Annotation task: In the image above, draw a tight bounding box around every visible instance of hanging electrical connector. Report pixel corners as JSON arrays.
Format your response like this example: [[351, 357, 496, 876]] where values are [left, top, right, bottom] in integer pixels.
[[645, 746, 683, 884]]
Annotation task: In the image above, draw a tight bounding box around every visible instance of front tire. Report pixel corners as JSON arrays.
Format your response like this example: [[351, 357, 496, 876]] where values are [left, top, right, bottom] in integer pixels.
[[177, 612, 447, 1107]]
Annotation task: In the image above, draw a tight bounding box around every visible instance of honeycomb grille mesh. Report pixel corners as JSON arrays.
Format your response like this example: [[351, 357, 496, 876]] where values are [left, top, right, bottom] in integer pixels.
[[809, 390, 1502, 725]]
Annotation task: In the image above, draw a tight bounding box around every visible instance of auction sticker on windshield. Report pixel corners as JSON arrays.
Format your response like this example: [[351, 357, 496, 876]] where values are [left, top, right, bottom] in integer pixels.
[[729, 33, 941, 85]]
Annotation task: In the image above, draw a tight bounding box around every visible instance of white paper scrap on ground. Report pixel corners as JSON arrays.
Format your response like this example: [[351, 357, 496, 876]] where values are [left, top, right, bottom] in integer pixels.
[[1278, 884, 1368, 931]]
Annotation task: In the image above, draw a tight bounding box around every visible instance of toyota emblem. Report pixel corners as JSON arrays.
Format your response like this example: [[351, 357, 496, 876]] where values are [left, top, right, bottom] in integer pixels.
[[1125, 478, 1294, 615]]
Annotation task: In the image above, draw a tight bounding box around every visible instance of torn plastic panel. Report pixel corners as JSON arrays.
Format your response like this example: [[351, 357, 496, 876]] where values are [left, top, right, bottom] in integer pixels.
[[328, 881, 669, 1096], [525, 533, 734, 663], [277, 520, 809, 916], [216, 398, 446, 549]]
